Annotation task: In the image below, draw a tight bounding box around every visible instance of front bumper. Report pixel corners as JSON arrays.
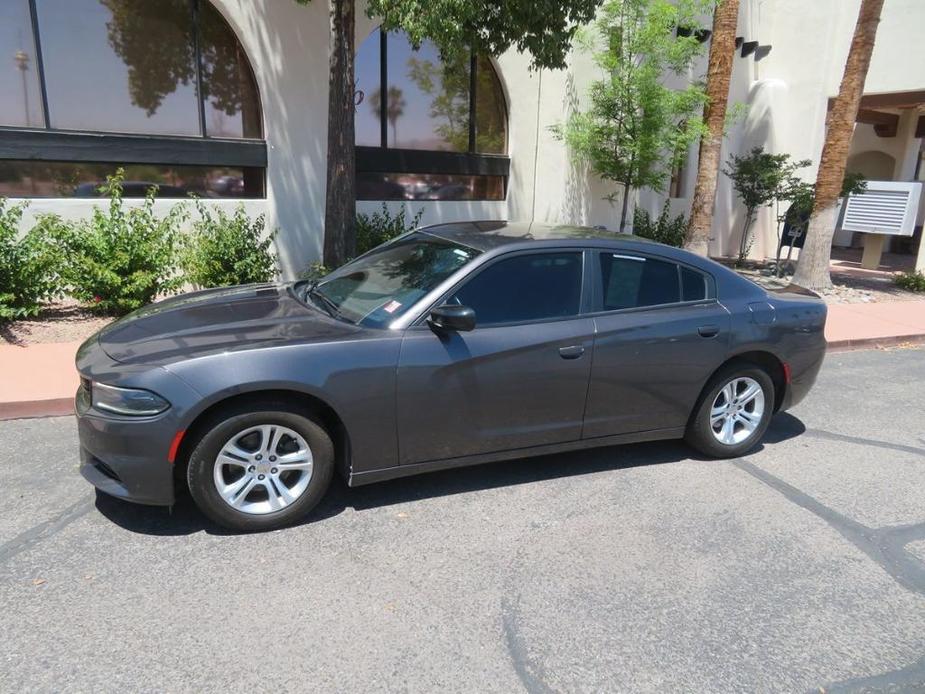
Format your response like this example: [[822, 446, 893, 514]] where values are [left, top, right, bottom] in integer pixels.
[[76, 388, 180, 507]]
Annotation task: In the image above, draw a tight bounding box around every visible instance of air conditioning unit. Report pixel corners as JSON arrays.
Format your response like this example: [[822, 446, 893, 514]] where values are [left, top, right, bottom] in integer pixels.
[[839, 180, 923, 237]]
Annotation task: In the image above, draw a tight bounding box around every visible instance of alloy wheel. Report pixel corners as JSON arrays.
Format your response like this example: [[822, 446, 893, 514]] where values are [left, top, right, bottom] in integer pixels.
[[709, 377, 765, 446], [212, 425, 314, 515]]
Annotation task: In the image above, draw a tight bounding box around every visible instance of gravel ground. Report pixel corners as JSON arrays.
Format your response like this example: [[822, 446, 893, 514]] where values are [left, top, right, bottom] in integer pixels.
[[1, 300, 113, 346], [1, 346, 924, 692]]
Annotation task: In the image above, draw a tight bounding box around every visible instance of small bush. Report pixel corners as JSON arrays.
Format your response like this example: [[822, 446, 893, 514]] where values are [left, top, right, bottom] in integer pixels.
[[182, 202, 277, 288], [895, 270, 925, 293], [632, 201, 686, 247], [0, 201, 62, 321], [52, 169, 187, 315], [356, 204, 424, 256]]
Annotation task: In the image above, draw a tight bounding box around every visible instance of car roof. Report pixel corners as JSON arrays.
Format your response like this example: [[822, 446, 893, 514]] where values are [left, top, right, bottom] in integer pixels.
[[418, 220, 663, 252]]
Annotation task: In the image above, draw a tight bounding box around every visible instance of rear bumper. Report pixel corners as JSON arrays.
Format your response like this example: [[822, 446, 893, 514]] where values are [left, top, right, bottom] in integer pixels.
[[76, 394, 178, 506], [778, 342, 825, 411]]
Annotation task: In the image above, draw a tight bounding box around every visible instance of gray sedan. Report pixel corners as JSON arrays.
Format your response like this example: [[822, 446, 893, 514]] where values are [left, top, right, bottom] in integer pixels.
[[75, 221, 827, 531]]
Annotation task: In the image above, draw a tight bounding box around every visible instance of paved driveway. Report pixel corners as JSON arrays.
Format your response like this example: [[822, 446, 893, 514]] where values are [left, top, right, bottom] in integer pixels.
[[2, 347, 924, 693]]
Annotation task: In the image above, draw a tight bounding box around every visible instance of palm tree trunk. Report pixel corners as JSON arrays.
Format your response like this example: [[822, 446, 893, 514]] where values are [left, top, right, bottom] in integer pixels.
[[791, 0, 885, 292], [685, 0, 740, 257], [322, 0, 356, 268]]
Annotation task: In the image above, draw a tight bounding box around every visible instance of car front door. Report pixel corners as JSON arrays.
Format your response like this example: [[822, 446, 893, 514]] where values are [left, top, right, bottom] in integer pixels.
[[582, 251, 731, 439], [396, 250, 595, 465]]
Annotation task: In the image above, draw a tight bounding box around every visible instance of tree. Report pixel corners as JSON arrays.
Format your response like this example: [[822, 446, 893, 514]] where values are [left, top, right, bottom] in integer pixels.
[[300, 0, 603, 268], [791, 0, 885, 292], [685, 0, 740, 256], [553, 0, 712, 232], [723, 147, 810, 264]]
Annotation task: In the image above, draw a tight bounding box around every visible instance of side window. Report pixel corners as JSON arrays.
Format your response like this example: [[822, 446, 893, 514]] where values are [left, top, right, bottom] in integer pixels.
[[451, 252, 582, 326], [681, 266, 708, 302], [599, 254, 680, 310]]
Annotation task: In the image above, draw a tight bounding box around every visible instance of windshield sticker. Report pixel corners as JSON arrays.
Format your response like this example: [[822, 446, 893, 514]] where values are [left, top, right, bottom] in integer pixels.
[[383, 300, 402, 314]]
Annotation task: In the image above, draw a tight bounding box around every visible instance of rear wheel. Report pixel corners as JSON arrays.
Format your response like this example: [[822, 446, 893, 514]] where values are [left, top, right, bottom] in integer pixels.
[[186, 404, 333, 531], [685, 364, 774, 458]]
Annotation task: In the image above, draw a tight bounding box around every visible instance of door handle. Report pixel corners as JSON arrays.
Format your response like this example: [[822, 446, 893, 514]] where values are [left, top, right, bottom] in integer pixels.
[[698, 325, 720, 338], [558, 345, 585, 359]]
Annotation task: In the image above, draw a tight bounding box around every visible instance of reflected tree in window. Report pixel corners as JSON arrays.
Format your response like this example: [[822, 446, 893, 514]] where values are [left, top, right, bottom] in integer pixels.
[[101, 0, 260, 137], [102, 0, 195, 116], [369, 86, 407, 145], [405, 51, 469, 151]]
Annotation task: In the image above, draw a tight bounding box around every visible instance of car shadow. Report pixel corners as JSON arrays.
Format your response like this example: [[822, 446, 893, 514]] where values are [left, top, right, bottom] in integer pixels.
[[94, 412, 807, 537]]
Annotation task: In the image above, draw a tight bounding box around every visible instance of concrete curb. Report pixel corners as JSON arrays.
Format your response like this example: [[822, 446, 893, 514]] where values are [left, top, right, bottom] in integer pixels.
[[826, 333, 925, 353], [2, 334, 923, 421]]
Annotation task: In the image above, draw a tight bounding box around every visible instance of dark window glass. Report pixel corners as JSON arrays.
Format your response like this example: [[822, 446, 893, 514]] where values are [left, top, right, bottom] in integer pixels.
[[680, 266, 707, 302], [0, 0, 44, 128], [452, 253, 583, 326], [357, 172, 504, 201], [198, 0, 261, 138], [355, 28, 383, 147], [387, 33, 469, 151], [599, 254, 681, 310], [36, 0, 201, 136], [475, 56, 506, 154], [0, 161, 263, 198]]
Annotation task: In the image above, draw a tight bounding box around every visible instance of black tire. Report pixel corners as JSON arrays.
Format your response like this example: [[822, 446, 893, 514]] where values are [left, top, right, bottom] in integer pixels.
[[186, 401, 334, 531], [685, 362, 775, 459]]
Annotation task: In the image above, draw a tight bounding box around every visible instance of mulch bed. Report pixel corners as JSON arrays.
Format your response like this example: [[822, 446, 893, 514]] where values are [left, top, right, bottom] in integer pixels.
[[1, 300, 113, 346]]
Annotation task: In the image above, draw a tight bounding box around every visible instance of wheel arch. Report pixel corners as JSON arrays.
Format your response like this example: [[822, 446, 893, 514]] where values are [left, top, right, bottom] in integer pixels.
[[698, 350, 788, 415], [173, 388, 352, 486]]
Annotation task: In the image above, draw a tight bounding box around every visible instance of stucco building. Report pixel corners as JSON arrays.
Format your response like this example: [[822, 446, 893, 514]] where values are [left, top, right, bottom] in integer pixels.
[[1, 0, 922, 275]]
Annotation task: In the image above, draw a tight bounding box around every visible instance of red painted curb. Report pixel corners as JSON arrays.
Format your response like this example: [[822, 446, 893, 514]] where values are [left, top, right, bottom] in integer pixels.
[[0, 398, 74, 421], [826, 333, 925, 353]]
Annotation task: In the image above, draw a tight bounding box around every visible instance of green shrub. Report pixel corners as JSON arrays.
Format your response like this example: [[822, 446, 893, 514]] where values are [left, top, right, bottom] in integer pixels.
[[356, 203, 424, 256], [0, 201, 62, 321], [632, 201, 686, 247], [53, 169, 186, 315], [182, 202, 277, 288], [895, 270, 925, 293]]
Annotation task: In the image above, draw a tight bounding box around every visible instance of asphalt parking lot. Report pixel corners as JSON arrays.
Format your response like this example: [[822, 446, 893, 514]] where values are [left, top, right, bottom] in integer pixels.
[[2, 346, 924, 693]]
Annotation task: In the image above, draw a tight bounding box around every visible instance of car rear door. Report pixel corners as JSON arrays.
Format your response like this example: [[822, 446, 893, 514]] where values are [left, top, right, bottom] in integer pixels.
[[582, 250, 731, 439], [396, 249, 595, 465]]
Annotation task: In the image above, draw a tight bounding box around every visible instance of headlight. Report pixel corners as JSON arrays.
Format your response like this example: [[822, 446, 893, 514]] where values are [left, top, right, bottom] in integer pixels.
[[91, 382, 170, 416]]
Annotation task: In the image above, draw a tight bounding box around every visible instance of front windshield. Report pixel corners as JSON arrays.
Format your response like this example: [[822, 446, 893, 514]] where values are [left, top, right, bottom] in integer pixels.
[[299, 233, 481, 327]]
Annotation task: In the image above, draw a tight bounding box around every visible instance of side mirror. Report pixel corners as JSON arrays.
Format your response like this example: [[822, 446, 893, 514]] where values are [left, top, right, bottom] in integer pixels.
[[428, 304, 476, 332]]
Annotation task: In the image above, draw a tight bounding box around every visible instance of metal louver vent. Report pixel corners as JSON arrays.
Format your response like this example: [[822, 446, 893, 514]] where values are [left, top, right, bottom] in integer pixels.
[[839, 181, 922, 237]]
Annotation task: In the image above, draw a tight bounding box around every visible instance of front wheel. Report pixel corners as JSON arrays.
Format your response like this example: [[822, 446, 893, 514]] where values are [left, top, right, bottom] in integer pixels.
[[186, 404, 334, 531], [685, 364, 775, 458]]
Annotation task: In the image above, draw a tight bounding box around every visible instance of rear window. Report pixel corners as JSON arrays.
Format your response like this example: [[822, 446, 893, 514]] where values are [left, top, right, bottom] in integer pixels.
[[599, 254, 680, 310]]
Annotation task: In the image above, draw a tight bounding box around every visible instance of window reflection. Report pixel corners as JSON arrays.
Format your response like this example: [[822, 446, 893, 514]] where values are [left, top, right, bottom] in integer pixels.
[[37, 0, 201, 135], [0, 0, 44, 128], [198, 0, 261, 138], [475, 56, 506, 154], [357, 172, 504, 201], [387, 33, 469, 151], [0, 161, 263, 198], [355, 28, 382, 147]]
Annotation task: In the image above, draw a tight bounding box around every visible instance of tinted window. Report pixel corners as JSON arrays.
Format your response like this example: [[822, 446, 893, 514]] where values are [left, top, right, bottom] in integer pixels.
[[355, 28, 383, 147], [0, 161, 263, 198], [37, 0, 201, 136], [681, 266, 707, 302], [1, 0, 44, 128], [198, 0, 262, 138], [599, 254, 681, 310], [475, 56, 506, 154], [357, 172, 505, 201], [452, 253, 582, 326]]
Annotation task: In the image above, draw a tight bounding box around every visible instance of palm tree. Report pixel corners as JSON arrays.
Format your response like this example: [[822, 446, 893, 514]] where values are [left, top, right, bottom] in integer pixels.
[[685, 0, 740, 257], [370, 86, 407, 145], [791, 0, 885, 291]]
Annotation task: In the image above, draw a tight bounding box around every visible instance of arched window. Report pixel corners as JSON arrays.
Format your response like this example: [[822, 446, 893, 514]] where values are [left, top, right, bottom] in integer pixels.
[[354, 28, 509, 202], [0, 0, 264, 198]]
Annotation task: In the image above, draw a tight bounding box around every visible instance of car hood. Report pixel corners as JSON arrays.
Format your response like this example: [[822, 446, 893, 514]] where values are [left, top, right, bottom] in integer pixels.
[[97, 283, 361, 365]]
